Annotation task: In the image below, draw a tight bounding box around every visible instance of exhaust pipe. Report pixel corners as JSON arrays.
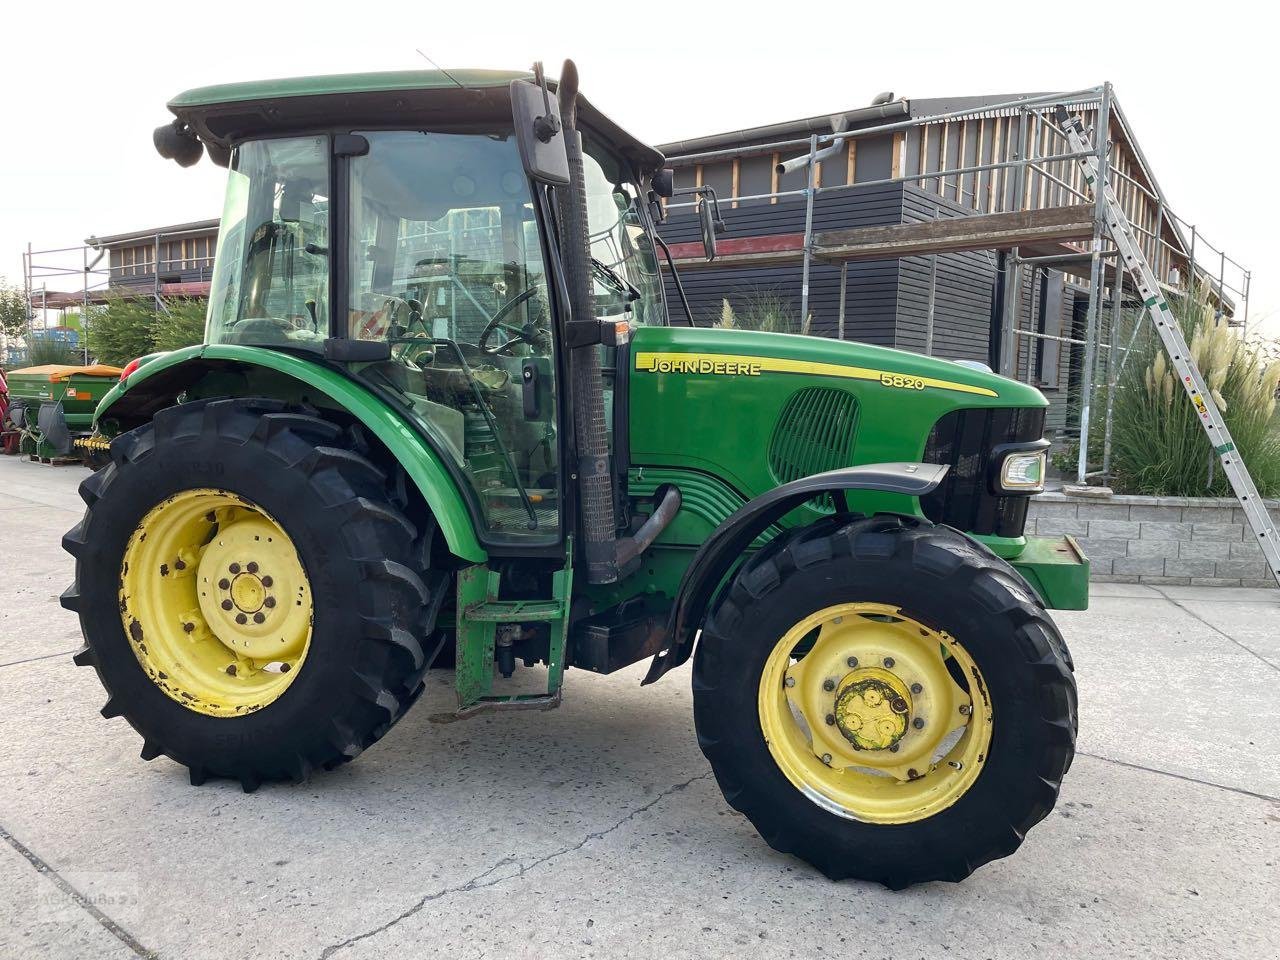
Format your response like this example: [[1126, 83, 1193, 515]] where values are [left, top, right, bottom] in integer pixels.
[[556, 60, 680, 583], [556, 60, 619, 584]]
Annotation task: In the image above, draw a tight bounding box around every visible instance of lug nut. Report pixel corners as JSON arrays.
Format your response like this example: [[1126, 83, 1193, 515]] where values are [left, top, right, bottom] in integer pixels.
[[907, 768, 919, 779], [182, 622, 194, 633], [229, 563, 241, 574], [247, 562, 259, 574], [889, 744, 899, 753], [913, 717, 925, 729], [846, 656, 858, 668], [235, 613, 247, 625], [784, 676, 795, 688], [910, 682, 923, 694], [822, 678, 836, 692], [261, 576, 273, 588], [883, 657, 895, 668], [959, 704, 972, 716], [218, 578, 230, 590], [821, 753, 832, 765], [264, 597, 276, 609], [221, 600, 233, 611], [226, 664, 237, 676], [825, 714, 836, 726], [253, 612, 265, 624]]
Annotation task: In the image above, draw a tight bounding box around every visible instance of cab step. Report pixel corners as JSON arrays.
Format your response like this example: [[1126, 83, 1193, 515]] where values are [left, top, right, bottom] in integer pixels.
[[462, 598, 563, 622]]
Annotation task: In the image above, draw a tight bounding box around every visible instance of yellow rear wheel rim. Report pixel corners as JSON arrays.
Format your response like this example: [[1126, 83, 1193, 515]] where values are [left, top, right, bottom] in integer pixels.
[[119, 488, 313, 717], [757, 602, 993, 824]]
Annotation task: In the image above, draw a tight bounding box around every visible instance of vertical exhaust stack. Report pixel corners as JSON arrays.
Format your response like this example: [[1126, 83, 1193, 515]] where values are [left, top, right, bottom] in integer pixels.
[[556, 60, 618, 583]]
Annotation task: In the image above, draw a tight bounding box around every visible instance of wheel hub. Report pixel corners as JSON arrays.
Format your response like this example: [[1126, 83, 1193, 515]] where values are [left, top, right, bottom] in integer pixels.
[[230, 574, 265, 612], [834, 667, 912, 751], [195, 514, 311, 662], [759, 602, 993, 824], [119, 489, 313, 717]]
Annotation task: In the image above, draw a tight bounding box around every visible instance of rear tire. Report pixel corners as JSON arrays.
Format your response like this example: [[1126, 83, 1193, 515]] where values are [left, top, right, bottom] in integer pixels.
[[693, 514, 1076, 888], [62, 399, 447, 790]]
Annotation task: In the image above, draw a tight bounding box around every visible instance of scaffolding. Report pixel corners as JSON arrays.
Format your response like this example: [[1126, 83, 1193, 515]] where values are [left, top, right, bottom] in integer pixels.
[[19, 227, 218, 364], [663, 83, 1254, 486]]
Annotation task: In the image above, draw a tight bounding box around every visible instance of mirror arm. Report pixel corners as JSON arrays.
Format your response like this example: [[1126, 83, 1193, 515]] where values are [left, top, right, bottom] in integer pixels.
[[653, 235, 695, 327]]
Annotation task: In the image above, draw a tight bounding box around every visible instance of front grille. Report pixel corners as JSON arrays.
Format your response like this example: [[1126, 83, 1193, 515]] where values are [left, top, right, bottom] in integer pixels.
[[769, 387, 859, 512], [921, 407, 1046, 537]]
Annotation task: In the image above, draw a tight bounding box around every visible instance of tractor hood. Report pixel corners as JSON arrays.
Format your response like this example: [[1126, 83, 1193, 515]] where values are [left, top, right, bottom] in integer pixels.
[[627, 324, 1047, 542]]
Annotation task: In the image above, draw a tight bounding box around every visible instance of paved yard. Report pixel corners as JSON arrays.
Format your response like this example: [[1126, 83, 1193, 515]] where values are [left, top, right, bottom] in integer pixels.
[[1, 454, 1277, 960]]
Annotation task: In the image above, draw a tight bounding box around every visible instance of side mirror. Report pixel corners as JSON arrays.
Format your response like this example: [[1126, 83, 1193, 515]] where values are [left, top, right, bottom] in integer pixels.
[[651, 168, 674, 198], [510, 67, 569, 185], [698, 199, 718, 262], [673, 184, 726, 261]]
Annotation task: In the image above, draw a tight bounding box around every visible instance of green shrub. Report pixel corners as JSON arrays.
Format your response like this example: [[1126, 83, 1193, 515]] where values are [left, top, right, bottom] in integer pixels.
[[89, 295, 160, 366], [87, 295, 207, 366], [1103, 285, 1280, 496], [23, 337, 78, 367], [152, 299, 208, 352], [713, 288, 811, 335]]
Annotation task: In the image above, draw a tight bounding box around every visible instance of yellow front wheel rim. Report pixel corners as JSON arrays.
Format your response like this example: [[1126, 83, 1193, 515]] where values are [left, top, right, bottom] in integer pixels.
[[119, 488, 313, 717], [757, 602, 993, 825]]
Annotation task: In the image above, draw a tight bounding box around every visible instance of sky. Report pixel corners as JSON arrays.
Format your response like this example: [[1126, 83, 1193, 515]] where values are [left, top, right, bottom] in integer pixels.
[[1, 0, 1276, 335]]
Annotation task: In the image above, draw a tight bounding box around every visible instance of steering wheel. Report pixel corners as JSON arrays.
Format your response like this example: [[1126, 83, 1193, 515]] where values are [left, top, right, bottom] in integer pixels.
[[478, 286, 541, 356]]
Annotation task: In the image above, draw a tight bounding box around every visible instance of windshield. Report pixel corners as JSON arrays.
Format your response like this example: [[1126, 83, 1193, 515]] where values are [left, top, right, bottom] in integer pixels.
[[582, 141, 664, 326], [347, 129, 558, 541], [207, 137, 330, 349]]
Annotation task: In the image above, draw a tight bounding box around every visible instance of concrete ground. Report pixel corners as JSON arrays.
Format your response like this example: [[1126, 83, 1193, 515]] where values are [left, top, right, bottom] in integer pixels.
[[1, 453, 1277, 960]]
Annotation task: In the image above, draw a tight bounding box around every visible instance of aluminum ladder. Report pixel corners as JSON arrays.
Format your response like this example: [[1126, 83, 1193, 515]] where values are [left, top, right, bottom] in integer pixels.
[[1055, 105, 1280, 587]]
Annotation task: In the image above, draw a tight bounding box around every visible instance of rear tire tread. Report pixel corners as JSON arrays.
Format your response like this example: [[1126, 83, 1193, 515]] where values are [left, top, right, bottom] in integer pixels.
[[63, 398, 449, 790]]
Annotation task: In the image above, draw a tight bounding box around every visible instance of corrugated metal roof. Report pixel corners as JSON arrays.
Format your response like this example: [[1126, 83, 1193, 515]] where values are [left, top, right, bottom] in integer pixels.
[[657, 100, 911, 156], [87, 219, 220, 248]]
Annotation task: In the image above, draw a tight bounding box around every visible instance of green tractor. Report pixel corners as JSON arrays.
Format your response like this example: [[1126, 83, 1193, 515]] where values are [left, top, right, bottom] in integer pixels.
[[62, 62, 1084, 888]]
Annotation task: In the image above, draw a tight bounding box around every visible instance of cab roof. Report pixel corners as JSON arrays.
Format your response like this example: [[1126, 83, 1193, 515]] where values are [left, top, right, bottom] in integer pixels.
[[167, 69, 665, 174]]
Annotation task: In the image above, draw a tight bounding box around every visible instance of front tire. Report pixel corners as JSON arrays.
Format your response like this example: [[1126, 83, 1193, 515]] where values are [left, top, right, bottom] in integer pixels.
[[693, 515, 1076, 888], [62, 399, 447, 790]]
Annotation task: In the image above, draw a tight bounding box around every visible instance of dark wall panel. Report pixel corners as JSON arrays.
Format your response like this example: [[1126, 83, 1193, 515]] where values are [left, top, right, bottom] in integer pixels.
[[658, 183, 906, 344], [738, 155, 773, 202], [854, 135, 894, 183], [895, 186, 997, 364]]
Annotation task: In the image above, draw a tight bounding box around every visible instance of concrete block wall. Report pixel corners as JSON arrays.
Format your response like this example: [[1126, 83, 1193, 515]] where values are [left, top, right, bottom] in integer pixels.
[[1027, 492, 1279, 588]]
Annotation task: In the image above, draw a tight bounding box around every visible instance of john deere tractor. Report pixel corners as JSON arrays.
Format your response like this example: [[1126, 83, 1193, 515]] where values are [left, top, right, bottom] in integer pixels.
[[62, 62, 1085, 888]]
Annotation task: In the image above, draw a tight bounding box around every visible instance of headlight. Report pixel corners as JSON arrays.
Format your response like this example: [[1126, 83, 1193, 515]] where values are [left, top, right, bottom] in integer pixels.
[[999, 451, 1046, 492]]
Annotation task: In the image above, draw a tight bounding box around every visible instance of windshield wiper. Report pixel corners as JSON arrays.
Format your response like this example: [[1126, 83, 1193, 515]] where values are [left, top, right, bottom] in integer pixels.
[[592, 258, 641, 303], [428, 337, 540, 531]]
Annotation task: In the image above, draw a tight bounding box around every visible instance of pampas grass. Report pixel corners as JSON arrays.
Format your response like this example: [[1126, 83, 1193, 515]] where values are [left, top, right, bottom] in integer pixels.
[[1106, 281, 1280, 496]]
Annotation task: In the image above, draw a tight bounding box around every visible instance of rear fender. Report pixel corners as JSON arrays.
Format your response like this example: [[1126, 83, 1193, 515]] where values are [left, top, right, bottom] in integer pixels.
[[641, 462, 949, 684], [93, 344, 486, 563]]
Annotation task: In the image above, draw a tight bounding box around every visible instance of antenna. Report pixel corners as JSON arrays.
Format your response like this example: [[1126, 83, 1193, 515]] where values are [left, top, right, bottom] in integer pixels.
[[415, 49, 468, 91]]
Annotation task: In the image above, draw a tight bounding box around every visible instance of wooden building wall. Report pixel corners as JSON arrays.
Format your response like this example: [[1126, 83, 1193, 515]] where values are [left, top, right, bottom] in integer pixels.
[[657, 182, 1007, 367], [656, 97, 1179, 439]]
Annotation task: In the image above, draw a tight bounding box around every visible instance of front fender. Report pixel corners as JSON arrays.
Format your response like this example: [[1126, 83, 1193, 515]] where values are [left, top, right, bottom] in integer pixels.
[[641, 462, 949, 685], [94, 344, 486, 563]]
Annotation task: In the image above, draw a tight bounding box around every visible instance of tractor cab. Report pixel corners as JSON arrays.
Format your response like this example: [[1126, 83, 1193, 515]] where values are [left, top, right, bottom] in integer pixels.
[[165, 68, 670, 544]]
